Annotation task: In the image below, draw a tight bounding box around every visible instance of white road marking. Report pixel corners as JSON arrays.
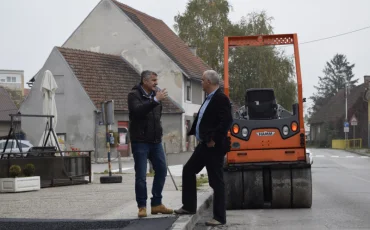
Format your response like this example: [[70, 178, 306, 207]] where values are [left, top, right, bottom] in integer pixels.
[[311, 154, 369, 159], [350, 174, 370, 184]]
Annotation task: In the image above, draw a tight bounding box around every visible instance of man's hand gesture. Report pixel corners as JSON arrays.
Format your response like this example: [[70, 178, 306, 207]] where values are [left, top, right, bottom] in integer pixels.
[[155, 88, 168, 101]]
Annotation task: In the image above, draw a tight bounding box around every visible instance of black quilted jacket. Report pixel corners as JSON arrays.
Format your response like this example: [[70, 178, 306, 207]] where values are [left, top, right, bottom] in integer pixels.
[[127, 84, 163, 143]]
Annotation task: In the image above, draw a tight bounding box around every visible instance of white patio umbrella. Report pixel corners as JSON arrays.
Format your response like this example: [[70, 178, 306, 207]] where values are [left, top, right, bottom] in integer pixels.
[[38, 70, 60, 151]]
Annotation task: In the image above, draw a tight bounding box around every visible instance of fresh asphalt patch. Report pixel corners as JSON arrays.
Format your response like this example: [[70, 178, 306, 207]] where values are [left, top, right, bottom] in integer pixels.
[[0, 216, 178, 230]]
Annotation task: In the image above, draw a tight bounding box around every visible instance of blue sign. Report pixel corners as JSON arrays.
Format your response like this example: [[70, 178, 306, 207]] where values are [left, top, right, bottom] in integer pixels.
[[344, 122, 349, 127]]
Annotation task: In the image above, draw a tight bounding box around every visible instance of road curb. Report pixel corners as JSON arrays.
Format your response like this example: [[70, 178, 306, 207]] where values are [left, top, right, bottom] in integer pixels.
[[344, 149, 370, 157], [170, 189, 213, 230]]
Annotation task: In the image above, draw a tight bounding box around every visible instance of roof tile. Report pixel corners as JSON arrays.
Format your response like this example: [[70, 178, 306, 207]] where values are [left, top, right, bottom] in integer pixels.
[[112, 0, 211, 80], [309, 84, 365, 124], [57, 47, 183, 114]]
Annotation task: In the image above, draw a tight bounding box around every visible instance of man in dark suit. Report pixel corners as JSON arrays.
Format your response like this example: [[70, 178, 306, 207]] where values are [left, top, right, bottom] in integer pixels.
[[174, 70, 233, 226]]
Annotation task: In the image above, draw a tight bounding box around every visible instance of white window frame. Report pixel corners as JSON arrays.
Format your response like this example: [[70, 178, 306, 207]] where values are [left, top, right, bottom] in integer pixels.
[[185, 79, 192, 102]]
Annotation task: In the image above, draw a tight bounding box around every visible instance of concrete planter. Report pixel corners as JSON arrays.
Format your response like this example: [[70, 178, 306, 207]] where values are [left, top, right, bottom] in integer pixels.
[[0, 176, 40, 193]]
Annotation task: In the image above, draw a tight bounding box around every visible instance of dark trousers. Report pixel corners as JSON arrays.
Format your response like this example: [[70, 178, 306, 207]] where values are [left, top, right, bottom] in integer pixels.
[[131, 142, 167, 208], [182, 143, 226, 224]]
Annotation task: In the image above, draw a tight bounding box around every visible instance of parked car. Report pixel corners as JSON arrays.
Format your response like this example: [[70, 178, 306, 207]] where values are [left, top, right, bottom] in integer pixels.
[[0, 139, 33, 157]]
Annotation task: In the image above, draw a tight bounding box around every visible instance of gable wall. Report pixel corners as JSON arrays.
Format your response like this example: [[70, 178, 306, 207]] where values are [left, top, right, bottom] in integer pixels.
[[19, 48, 96, 151], [63, 0, 186, 108]]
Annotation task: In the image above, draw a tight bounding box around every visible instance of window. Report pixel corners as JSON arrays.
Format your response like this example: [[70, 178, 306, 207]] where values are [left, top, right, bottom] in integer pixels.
[[6, 77, 11, 82], [12, 77, 16, 82], [5, 141, 14, 149], [0, 79, 5, 82], [186, 79, 191, 101], [15, 142, 30, 148]]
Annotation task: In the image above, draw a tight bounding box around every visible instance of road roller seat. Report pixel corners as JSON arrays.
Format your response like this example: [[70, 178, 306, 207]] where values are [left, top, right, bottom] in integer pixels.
[[245, 88, 278, 119]]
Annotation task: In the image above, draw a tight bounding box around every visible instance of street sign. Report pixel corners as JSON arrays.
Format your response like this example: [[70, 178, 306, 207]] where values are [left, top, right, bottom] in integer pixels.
[[350, 114, 357, 126], [344, 121, 349, 132]]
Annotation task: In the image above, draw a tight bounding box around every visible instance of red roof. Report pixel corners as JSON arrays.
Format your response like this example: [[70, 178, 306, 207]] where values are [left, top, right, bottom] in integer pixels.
[[112, 0, 211, 80], [24, 88, 30, 97], [57, 47, 183, 113]]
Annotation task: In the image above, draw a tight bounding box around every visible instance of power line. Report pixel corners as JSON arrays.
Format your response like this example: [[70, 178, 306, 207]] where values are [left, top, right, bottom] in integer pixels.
[[275, 25, 370, 49], [300, 25, 370, 45]]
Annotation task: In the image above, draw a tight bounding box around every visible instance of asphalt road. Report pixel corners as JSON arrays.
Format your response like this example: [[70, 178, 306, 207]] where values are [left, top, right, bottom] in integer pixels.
[[0, 217, 178, 230], [195, 148, 370, 230]]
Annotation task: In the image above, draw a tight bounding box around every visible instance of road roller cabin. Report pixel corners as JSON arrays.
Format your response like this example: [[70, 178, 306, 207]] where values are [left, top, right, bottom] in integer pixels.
[[223, 34, 312, 210]]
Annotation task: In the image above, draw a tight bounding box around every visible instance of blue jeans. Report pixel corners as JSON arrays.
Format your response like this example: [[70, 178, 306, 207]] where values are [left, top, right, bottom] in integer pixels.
[[131, 142, 167, 208]]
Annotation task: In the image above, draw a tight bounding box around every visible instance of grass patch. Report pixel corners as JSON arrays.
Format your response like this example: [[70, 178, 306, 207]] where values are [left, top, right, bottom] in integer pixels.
[[147, 172, 155, 177], [196, 174, 208, 189]]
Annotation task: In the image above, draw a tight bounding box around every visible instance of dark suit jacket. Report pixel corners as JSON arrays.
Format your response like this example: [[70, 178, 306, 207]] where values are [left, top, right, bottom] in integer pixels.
[[188, 88, 233, 153]]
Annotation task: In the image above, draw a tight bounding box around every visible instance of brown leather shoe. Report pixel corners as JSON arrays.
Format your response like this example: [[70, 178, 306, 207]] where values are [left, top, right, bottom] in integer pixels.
[[205, 219, 224, 226], [138, 207, 147, 218], [151, 204, 173, 215]]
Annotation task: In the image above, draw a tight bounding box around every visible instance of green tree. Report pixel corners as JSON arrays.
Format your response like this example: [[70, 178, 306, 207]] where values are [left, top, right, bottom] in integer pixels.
[[314, 54, 357, 99], [4, 87, 23, 108], [308, 54, 358, 120], [174, 0, 232, 72], [174, 1, 297, 109]]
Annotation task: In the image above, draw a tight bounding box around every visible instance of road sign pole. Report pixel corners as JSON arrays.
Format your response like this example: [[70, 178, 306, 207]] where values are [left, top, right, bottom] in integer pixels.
[[344, 121, 350, 149]]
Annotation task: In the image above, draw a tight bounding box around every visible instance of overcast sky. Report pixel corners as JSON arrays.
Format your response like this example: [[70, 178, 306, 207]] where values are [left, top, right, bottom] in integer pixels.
[[0, 0, 369, 110]]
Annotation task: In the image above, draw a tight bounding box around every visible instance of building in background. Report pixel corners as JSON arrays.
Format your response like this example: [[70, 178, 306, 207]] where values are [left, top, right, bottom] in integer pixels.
[[0, 69, 27, 108], [308, 75, 369, 148], [0, 86, 19, 139], [0, 69, 24, 94], [20, 47, 184, 158]]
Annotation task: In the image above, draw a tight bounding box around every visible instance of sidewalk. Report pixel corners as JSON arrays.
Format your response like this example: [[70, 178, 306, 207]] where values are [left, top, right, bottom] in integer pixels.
[[345, 148, 370, 156], [0, 169, 212, 230]]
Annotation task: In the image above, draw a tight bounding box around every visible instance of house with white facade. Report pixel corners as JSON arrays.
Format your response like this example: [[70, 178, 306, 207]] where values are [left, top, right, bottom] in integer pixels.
[[25, 0, 212, 154], [61, 0, 211, 151], [21, 47, 184, 157]]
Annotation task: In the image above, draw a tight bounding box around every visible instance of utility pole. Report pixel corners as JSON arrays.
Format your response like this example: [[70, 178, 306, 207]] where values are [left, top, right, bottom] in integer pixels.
[[345, 81, 348, 148], [341, 66, 349, 149]]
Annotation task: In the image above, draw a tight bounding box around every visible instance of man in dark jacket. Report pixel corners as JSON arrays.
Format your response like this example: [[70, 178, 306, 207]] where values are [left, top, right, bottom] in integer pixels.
[[128, 70, 173, 218], [174, 70, 233, 227]]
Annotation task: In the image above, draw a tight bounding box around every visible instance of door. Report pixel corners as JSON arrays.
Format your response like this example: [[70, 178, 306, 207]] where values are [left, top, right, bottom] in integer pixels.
[[117, 121, 129, 157]]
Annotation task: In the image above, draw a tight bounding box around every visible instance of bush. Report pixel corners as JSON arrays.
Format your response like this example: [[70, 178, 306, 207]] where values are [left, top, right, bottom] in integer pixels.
[[23, 163, 35, 177], [9, 165, 22, 177]]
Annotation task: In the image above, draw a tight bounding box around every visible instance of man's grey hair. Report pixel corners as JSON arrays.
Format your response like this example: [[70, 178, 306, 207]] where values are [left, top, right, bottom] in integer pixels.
[[203, 70, 221, 85], [140, 70, 157, 84]]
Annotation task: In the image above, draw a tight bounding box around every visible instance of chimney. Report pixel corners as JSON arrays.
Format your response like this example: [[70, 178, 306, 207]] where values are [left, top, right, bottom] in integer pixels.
[[186, 42, 197, 56], [189, 46, 197, 56]]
